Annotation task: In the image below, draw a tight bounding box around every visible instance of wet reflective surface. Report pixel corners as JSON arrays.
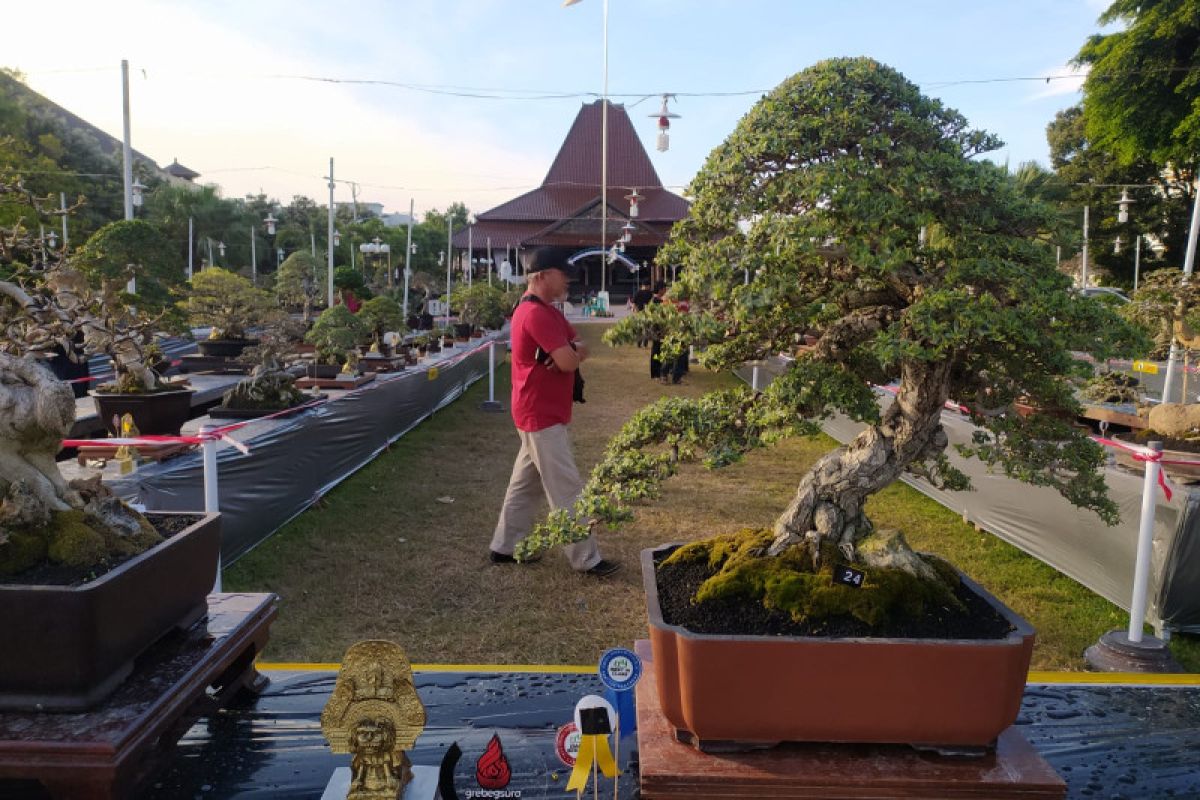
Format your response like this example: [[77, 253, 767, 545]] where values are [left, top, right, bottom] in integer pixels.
[[4, 672, 1196, 799]]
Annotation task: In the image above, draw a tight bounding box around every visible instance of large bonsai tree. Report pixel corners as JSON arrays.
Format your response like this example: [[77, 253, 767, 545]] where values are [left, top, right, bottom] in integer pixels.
[[520, 59, 1148, 622], [275, 251, 327, 322]]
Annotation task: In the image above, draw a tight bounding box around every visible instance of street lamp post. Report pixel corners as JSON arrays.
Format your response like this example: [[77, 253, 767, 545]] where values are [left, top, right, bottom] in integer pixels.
[[403, 198, 415, 319], [564, 0, 610, 303], [1162, 179, 1200, 404]]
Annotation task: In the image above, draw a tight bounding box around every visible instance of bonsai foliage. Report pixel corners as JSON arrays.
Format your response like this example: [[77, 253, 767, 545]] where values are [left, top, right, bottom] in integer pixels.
[[450, 283, 507, 330], [306, 304, 367, 365], [519, 58, 1149, 622], [275, 251, 327, 322], [358, 295, 405, 348], [178, 267, 277, 340]]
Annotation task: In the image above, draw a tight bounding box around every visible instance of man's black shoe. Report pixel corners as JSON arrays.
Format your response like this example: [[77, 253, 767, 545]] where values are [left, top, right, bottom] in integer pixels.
[[489, 550, 541, 564], [583, 559, 621, 577]]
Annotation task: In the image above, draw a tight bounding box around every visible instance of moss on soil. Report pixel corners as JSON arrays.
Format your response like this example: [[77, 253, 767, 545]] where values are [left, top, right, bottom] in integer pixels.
[[665, 528, 963, 629]]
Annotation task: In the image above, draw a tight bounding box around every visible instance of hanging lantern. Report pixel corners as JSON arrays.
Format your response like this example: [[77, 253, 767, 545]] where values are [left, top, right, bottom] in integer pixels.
[[263, 213, 278, 236], [621, 221, 636, 244], [625, 188, 643, 219], [648, 94, 680, 152], [131, 179, 147, 208], [1117, 189, 1134, 224], [217, 241, 226, 258], [333, 229, 341, 247], [1114, 235, 1123, 255]]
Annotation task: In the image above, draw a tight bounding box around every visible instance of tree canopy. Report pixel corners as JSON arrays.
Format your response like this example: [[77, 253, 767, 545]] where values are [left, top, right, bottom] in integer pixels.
[[1075, 0, 1200, 168]]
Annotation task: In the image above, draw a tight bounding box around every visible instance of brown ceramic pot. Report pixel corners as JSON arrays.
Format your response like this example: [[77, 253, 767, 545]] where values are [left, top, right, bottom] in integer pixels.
[[642, 544, 1034, 750], [0, 513, 220, 711]]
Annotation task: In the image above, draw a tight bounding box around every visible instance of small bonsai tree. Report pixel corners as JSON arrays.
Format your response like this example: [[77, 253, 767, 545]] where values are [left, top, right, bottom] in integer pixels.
[[518, 58, 1149, 628], [358, 295, 405, 352], [306, 304, 367, 366], [178, 267, 277, 341], [222, 327, 307, 411], [450, 283, 507, 331], [275, 251, 327, 322]]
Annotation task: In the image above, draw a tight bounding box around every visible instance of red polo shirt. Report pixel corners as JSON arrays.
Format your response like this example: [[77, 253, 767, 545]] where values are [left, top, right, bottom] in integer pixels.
[[510, 296, 577, 432]]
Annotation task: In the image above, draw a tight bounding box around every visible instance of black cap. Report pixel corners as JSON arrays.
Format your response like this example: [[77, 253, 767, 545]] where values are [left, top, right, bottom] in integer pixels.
[[523, 246, 579, 277]]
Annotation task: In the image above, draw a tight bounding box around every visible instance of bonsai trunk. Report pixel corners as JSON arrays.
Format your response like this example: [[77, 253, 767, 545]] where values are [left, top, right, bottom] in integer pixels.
[[769, 360, 951, 576]]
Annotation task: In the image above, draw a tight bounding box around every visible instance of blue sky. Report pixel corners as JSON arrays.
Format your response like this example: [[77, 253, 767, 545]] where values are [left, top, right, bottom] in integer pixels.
[[6, 0, 1113, 218]]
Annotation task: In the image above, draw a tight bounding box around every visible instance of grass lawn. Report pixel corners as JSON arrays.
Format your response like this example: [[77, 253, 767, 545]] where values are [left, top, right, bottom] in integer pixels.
[[227, 324, 1200, 672]]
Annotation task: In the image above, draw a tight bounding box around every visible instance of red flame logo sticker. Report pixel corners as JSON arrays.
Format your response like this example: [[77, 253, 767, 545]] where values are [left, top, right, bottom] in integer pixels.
[[475, 733, 512, 790]]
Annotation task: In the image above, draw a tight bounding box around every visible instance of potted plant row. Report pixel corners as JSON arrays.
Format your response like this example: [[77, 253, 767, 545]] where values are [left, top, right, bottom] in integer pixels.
[[518, 58, 1148, 751]]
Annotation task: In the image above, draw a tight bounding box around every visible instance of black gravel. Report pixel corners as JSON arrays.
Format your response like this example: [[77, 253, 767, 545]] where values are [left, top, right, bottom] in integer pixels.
[[655, 550, 1015, 640]]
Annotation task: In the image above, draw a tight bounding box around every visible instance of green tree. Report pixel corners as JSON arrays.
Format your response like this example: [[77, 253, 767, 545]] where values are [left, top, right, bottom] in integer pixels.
[[306, 304, 367, 365], [521, 58, 1148, 623], [1075, 0, 1200, 168], [72, 219, 182, 312]]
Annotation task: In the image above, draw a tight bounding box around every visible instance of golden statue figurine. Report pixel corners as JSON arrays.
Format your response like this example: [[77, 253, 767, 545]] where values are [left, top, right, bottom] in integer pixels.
[[321, 641, 427, 800]]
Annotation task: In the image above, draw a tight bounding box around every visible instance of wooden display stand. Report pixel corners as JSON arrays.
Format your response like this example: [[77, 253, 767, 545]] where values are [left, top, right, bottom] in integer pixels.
[[633, 639, 1065, 799], [0, 593, 277, 800], [75, 440, 195, 466]]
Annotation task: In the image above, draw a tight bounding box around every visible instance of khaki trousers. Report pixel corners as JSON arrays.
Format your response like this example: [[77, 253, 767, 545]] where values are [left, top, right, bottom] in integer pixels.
[[491, 424, 601, 571]]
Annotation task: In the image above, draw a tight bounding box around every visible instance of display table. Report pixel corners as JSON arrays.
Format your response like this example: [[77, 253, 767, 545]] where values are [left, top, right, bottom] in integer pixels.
[[0, 593, 277, 800]]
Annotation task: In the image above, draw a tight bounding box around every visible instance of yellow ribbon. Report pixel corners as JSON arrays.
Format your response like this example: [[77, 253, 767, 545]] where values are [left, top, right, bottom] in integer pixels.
[[565, 734, 617, 792]]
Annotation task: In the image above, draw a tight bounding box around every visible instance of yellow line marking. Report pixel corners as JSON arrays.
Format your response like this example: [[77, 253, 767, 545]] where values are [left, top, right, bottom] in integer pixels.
[[1028, 671, 1200, 686], [259, 662, 597, 674], [258, 665, 1200, 684]]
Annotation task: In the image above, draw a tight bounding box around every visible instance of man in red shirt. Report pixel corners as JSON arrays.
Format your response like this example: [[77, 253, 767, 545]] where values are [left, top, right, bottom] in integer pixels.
[[489, 247, 619, 577]]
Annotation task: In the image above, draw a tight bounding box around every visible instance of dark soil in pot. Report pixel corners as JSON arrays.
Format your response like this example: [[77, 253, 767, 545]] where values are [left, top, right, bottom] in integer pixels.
[[654, 546, 1013, 640], [0, 513, 202, 588]]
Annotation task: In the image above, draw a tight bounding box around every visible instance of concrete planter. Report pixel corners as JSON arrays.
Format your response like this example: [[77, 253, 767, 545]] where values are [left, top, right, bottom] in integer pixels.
[[642, 544, 1034, 750], [0, 513, 220, 711]]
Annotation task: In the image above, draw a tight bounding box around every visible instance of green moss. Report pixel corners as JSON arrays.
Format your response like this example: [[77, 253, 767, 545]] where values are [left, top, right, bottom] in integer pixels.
[[0, 530, 49, 576], [672, 528, 962, 630], [46, 510, 107, 567]]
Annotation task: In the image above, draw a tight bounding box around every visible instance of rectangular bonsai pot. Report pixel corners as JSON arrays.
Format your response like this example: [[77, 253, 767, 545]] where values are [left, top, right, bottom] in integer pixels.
[[0, 512, 220, 712], [642, 544, 1034, 749]]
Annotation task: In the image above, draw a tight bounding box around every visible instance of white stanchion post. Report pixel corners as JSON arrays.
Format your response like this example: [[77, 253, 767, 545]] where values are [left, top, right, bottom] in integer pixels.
[[1128, 441, 1162, 643], [481, 338, 504, 412], [201, 425, 222, 593], [751, 364, 761, 392]]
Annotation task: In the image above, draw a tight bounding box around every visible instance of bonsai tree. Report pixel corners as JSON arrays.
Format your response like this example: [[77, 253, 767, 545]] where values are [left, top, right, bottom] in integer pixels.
[[450, 283, 507, 331], [519, 58, 1148, 627], [1121, 267, 1200, 358], [222, 328, 307, 411], [0, 182, 162, 577], [358, 295, 405, 352], [275, 251, 327, 322], [305, 304, 367, 366], [178, 267, 278, 341]]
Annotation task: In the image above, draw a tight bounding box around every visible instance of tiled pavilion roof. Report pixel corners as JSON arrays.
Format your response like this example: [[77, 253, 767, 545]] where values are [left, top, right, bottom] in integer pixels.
[[453, 100, 688, 248]]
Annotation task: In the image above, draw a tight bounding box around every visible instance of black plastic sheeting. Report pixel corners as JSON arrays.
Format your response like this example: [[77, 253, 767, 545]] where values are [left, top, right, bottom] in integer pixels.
[[117, 671, 1200, 800], [107, 336, 500, 565], [734, 358, 1200, 634]]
